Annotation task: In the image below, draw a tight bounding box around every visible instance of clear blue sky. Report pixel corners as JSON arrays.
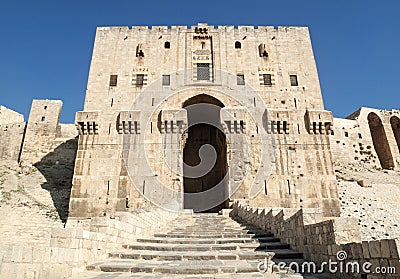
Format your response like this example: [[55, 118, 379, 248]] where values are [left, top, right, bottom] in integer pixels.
[[0, 0, 399, 123]]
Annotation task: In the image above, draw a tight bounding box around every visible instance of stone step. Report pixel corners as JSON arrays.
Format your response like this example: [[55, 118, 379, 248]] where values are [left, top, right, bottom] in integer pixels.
[[154, 233, 274, 238], [71, 271, 306, 278], [109, 248, 297, 261], [84, 214, 306, 277], [136, 236, 280, 244], [122, 241, 292, 252], [87, 259, 309, 275], [168, 229, 253, 233], [170, 228, 252, 232], [87, 259, 266, 274]]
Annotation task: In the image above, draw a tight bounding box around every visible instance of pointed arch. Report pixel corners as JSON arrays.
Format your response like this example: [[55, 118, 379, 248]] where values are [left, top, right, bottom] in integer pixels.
[[368, 112, 394, 169], [390, 116, 400, 153]]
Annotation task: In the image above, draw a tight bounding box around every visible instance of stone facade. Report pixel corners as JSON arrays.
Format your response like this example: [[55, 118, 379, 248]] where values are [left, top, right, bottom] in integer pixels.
[[0, 23, 400, 279], [1, 24, 399, 222], [69, 23, 340, 218]]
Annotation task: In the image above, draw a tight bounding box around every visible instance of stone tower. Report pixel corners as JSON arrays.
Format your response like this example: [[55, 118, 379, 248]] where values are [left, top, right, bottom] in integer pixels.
[[69, 23, 340, 219]]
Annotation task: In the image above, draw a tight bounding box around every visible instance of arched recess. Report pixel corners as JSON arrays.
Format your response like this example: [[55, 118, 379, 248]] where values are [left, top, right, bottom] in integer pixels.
[[182, 94, 228, 213], [390, 116, 400, 153], [368, 113, 394, 169]]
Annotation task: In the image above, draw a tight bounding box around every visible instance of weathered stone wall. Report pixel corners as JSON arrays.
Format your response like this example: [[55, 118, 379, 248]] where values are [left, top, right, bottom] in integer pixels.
[[0, 105, 24, 124], [233, 201, 400, 278], [20, 100, 62, 165], [84, 25, 324, 112], [0, 205, 179, 278], [19, 100, 78, 166], [0, 122, 26, 161], [70, 23, 340, 218], [331, 107, 400, 171], [0, 106, 26, 161]]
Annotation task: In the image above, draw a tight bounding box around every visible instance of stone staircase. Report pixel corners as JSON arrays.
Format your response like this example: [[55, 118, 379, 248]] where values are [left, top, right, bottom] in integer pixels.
[[75, 213, 323, 278]]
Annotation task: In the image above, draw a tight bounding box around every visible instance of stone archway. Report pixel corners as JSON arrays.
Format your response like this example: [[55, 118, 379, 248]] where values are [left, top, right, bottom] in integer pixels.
[[368, 113, 394, 169], [182, 94, 228, 213], [390, 116, 400, 153]]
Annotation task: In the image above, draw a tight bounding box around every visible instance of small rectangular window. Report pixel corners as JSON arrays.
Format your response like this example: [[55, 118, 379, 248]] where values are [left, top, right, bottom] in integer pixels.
[[109, 75, 118, 87], [358, 133, 362, 139], [197, 63, 210, 80], [290, 75, 298, 86], [237, 74, 245, 85], [136, 74, 144, 86], [44, 105, 48, 110], [345, 132, 349, 137], [162, 75, 170, 86], [41, 116, 46, 122], [263, 74, 272, 86]]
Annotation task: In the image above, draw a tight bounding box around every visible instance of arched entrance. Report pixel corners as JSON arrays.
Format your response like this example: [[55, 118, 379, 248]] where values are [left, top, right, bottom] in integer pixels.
[[368, 113, 394, 169], [390, 116, 400, 153], [182, 94, 228, 213]]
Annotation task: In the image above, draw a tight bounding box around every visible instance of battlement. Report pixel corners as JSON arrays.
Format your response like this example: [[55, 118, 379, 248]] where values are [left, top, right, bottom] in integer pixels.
[[96, 23, 309, 34]]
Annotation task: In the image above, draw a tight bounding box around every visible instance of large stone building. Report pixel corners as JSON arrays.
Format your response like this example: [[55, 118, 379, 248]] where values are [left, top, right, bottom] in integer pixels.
[[70, 23, 342, 218], [2, 24, 399, 221], [1, 23, 400, 278]]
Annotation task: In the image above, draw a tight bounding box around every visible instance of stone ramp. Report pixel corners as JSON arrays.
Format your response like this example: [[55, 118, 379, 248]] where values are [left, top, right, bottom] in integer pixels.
[[74, 214, 334, 278]]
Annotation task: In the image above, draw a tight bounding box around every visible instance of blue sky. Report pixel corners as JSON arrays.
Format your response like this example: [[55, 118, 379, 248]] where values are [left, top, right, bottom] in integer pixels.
[[0, 0, 399, 123]]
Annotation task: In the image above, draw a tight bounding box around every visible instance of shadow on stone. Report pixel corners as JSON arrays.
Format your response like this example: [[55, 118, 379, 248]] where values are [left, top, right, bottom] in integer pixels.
[[33, 137, 78, 223]]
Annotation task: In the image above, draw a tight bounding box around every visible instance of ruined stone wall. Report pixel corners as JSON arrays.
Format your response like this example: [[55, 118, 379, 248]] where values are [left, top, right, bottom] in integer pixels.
[[0, 122, 26, 161], [20, 100, 62, 165], [0, 105, 24, 124], [0, 106, 26, 161], [19, 100, 78, 166], [331, 107, 400, 170]]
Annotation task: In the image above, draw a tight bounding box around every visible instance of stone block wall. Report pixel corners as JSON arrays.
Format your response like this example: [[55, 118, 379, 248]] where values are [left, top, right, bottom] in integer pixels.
[[0, 122, 26, 161], [331, 107, 400, 171], [233, 201, 400, 278], [0, 106, 26, 161], [84, 24, 324, 112], [0, 105, 24, 124], [20, 100, 63, 165], [70, 23, 341, 218], [334, 240, 400, 279], [0, 205, 179, 278], [0, 102, 78, 165]]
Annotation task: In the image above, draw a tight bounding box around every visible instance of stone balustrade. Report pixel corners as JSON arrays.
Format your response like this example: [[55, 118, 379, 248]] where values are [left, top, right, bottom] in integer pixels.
[[232, 201, 400, 278]]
